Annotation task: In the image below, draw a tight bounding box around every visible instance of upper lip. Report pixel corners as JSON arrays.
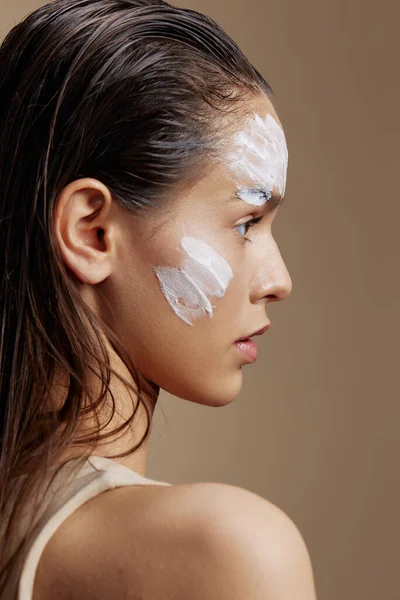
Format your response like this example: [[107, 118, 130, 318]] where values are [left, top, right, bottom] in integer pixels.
[[235, 322, 271, 342]]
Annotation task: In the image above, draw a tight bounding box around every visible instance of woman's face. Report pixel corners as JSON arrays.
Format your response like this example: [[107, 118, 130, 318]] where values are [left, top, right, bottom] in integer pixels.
[[105, 94, 292, 406]]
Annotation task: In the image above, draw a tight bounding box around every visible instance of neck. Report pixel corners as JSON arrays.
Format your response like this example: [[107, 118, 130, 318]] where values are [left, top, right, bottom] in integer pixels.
[[52, 340, 159, 478]]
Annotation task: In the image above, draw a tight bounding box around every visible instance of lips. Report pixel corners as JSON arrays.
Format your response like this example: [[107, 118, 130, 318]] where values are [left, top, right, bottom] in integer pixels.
[[235, 322, 271, 342]]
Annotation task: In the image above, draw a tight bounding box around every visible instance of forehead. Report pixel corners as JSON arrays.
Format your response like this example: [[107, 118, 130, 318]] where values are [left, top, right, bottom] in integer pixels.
[[225, 95, 285, 158], [220, 95, 288, 199], [158, 96, 287, 222], [238, 94, 282, 130]]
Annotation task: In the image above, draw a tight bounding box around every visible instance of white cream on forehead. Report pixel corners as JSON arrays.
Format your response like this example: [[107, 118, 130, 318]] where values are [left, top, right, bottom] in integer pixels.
[[153, 237, 233, 326], [226, 112, 288, 205]]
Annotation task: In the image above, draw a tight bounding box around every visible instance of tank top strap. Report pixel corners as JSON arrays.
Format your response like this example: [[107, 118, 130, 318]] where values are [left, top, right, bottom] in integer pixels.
[[2, 456, 171, 600]]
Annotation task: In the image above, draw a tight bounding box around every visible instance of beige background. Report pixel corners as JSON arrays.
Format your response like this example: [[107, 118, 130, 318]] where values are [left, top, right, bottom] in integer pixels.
[[2, 1, 399, 599]]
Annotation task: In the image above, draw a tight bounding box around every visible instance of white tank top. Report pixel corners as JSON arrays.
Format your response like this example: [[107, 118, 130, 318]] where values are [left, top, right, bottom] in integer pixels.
[[1, 455, 172, 600]]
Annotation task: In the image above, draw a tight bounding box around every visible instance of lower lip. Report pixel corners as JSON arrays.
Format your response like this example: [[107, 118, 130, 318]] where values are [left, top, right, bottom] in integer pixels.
[[234, 339, 258, 363]]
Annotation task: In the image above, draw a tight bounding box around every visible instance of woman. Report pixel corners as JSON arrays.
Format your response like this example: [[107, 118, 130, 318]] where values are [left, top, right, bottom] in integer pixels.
[[0, 0, 317, 598]]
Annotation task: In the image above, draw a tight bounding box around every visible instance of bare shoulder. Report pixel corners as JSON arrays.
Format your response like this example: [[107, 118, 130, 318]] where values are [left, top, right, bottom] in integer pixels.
[[34, 481, 317, 600]]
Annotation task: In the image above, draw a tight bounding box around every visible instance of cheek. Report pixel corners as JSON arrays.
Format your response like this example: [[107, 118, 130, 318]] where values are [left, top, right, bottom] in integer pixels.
[[124, 236, 249, 404], [153, 236, 233, 326], [153, 266, 213, 326]]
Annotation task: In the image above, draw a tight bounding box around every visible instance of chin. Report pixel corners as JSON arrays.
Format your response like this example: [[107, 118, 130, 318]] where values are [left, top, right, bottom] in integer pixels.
[[167, 368, 243, 407]]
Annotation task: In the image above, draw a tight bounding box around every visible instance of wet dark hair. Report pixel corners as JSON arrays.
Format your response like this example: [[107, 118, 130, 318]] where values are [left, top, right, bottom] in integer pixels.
[[0, 0, 272, 589]]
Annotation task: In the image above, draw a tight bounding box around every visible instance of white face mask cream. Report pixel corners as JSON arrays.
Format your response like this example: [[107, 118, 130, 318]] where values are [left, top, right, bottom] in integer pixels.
[[153, 236, 233, 326], [226, 112, 288, 205]]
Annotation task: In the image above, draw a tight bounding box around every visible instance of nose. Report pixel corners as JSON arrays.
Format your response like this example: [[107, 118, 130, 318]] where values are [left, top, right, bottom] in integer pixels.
[[250, 239, 293, 304]]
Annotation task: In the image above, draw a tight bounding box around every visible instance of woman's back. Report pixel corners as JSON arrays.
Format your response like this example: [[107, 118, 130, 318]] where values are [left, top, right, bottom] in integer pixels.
[[25, 460, 316, 600]]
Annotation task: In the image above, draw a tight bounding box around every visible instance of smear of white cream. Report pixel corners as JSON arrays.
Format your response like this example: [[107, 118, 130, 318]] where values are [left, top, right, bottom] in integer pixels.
[[226, 112, 289, 205], [153, 236, 233, 326]]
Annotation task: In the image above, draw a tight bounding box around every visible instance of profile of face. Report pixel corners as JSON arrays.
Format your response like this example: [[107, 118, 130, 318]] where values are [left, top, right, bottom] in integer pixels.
[[56, 94, 292, 407]]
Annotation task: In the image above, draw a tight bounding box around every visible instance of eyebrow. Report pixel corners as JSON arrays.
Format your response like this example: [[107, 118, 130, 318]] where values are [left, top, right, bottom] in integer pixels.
[[226, 187, 285, 210]]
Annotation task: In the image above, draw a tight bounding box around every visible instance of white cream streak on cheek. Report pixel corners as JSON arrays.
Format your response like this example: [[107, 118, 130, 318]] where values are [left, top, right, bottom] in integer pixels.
[[227, 112, 289, 205], [153, 237, 233, 326]]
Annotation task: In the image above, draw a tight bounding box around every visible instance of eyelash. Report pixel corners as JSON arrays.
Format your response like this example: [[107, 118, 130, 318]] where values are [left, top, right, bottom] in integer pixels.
[[235, 216, 263, 242]]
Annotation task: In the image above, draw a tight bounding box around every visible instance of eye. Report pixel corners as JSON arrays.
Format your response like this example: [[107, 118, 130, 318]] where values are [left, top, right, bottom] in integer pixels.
[[235, 216, 263, 241]]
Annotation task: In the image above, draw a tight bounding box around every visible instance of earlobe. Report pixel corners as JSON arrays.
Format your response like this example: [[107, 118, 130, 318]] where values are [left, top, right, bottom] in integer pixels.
[[53, 178, 114, 285]]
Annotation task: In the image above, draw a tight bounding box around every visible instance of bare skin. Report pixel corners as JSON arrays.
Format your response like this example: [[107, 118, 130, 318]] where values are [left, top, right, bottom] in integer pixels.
[[34, 481, 317, 600], [52, 94, 292, 477]]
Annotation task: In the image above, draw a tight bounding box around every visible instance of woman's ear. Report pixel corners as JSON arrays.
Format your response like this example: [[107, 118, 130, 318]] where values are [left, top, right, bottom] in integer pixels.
[[53, 178, 115, 284]]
